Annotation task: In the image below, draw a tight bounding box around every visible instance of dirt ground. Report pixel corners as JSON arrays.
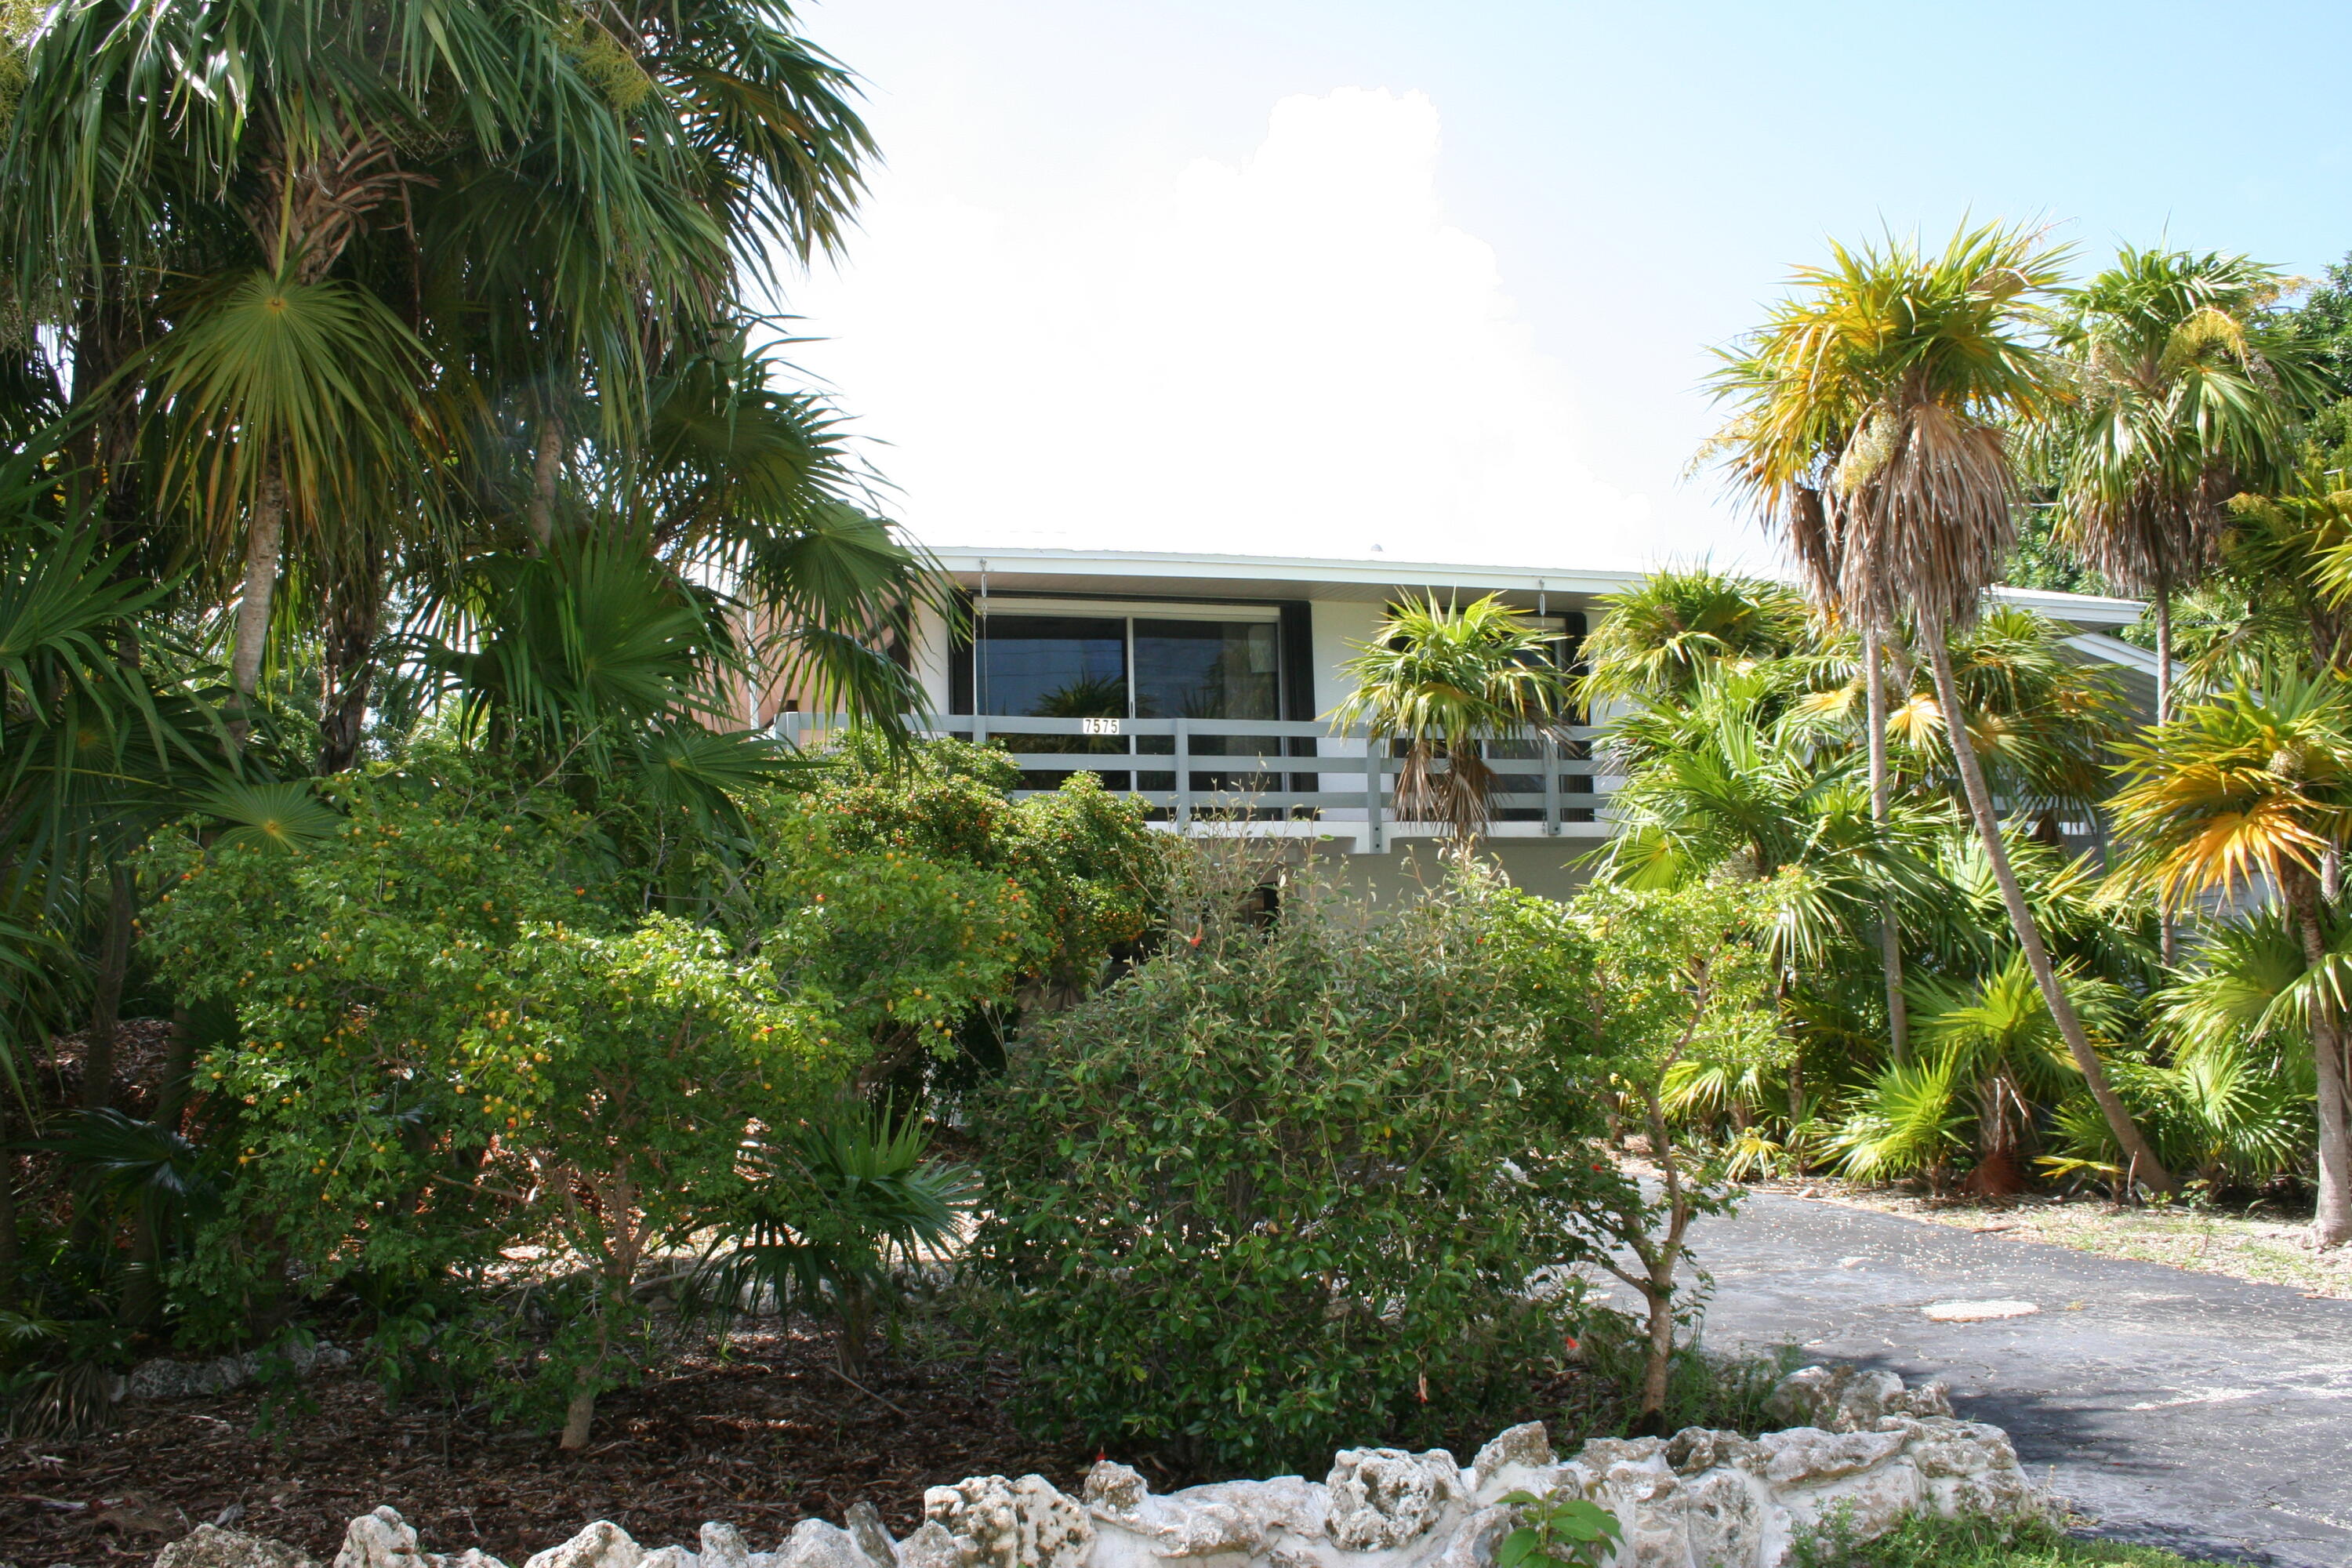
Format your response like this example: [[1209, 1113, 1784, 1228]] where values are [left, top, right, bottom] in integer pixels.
[[0, 1327, 1078, 1568], [1748, 1178, 2352, 1300], [0, 1327, 1593, 1568]]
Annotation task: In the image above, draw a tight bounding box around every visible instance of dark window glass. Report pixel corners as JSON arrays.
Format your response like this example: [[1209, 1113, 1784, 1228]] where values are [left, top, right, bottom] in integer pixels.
[[977, 614, 1129, 789], [1134, 619, 1281, 793], [1132, 619, 1281, 721], [977, 615, 1127, 718]]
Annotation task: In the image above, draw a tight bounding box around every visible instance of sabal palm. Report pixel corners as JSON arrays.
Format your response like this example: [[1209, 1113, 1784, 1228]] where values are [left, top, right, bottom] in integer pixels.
[[1330, 594, 1566, 843], [2111, 668, 2352, 1244], [2054, 249, 2324, 724], [1707, 223, 2176, 1192]]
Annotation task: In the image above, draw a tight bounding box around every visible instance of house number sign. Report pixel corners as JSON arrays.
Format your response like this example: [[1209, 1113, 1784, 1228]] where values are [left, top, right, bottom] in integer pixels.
[[1081, 717, 1123, 735]]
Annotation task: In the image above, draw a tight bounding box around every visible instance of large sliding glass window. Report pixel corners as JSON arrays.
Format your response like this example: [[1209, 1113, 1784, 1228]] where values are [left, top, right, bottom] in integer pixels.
[[970, 601, 1288, 795], [1133, 620, 1280, 722], [975, 615, 1128, 720]]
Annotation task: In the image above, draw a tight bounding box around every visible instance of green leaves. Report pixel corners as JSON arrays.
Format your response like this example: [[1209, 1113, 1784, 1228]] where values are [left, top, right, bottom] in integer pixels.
[[1496, 1490, 1624, 1568], [971, 858, 1615, 1472], [191, 779, 340, 855], [148, 267, 435, 529]]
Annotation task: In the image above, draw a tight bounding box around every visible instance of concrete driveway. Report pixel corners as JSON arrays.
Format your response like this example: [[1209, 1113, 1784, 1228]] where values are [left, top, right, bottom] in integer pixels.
[[1679, 1193, 2352, 1566]]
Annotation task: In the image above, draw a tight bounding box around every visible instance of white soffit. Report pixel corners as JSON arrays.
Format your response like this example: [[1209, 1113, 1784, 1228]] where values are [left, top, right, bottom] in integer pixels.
[[924, 544, 2147, 628]]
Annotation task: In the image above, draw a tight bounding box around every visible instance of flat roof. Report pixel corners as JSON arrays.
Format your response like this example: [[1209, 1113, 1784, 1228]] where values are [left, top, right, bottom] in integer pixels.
[[922, 544, 2145, 628]]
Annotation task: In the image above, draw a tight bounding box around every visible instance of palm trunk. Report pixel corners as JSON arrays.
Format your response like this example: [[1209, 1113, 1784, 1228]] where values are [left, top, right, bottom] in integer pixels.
[[230, 458, 288, 722], [1924, 627, 2176, 1196], [2152, 586, 2172, 730], [2281, 867, 2352, 1248], [2153, 586, 2177, 969], [82, 862, 135, 1112], [317, 548, 384, 773], [1863, 625, 1908, 1062], [528, 418, 562, 550]]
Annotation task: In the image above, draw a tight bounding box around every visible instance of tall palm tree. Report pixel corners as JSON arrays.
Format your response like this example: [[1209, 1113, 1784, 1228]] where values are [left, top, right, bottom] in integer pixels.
[[1330, 594, 1566, 844], [2053, 249, 2325, 726], [1706, 254, 1918, 1062], [2111, 669, 2352, 1247], [1708, 223, 2176, 1192]]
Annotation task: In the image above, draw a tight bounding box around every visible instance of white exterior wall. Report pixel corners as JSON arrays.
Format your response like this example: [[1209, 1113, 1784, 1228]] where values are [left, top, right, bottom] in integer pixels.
[[1308, 599, 1383, 748], [910, 598, 956, 714]]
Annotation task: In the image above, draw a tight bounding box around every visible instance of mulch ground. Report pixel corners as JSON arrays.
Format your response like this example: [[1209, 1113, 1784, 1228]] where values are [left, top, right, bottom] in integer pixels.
[[0, 1327, 1083, 1568]]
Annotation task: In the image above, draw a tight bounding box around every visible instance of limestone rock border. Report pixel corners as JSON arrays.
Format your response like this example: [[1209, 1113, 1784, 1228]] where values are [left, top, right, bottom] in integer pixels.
[[156, 1367, 2044, 1568]]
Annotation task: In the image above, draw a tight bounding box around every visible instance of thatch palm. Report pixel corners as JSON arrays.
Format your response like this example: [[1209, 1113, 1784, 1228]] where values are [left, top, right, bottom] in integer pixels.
[[1579, 568, 1808, 705], [2111, 669, 2352, 1246], [1708, 223, 2176, 1192], [1330, 594, 1566, 844], [2054, 249, 2324, 724], [1882, 605, 2132, 826]]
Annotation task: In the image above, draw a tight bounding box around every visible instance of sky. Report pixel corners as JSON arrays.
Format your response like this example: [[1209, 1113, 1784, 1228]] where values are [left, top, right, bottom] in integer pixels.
[[771, 1, 2352, 575]]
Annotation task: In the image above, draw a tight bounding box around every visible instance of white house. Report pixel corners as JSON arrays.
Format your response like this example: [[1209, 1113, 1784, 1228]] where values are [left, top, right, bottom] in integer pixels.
[[769, 546, 2150, 901]]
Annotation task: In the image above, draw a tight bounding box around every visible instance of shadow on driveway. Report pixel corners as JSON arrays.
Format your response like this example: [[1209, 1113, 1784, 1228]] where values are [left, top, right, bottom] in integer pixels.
[[1668, 1193, 2352, 1566]]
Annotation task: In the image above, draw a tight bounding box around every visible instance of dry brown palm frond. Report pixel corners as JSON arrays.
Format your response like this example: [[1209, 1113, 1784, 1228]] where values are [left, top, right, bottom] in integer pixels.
[[1839, 398, 2019, 635]]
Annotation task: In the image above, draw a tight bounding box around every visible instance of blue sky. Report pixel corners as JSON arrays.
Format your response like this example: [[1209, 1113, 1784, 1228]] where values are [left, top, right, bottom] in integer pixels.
[[778, 1, 2352, 574]]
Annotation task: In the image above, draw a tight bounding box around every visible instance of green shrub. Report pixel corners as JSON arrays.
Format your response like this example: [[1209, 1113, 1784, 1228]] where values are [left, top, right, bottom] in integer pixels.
[[969, 855, 1617, 1475], [1791, 1512, 2220, 1568], [143, 762, 840, 1445], [1554, 1315, 1801, 1442], [752, 737, 1167, 1091]]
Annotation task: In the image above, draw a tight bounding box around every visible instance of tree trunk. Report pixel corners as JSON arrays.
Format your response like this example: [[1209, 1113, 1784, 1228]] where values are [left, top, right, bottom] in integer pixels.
[[528, 417, 562, 551], [1863, 625, 1908, 1063], [2281, 868, 2352, 1248], [230, 458, 289, 724], [82, 862, 136, 1112], [561, 1387, 597, 1450], [122, 1011, 200, 1326], [2152, 586, 2173, 731], [2153, 587, 2178, 969], [317, 548, 384, 773], [1924, 628, 2176, 1196]]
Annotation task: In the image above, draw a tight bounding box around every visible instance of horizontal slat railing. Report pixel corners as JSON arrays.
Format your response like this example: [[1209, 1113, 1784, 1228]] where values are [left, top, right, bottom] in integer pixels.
[[772, 713, 1614, 847]]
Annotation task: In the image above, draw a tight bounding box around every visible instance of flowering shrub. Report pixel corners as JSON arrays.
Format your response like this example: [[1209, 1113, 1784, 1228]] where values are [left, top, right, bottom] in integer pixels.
[[145, 763, 839, 1442]]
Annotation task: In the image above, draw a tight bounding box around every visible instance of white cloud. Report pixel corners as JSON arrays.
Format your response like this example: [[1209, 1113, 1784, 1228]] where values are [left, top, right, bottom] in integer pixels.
[[782, 88, 1658, 570]]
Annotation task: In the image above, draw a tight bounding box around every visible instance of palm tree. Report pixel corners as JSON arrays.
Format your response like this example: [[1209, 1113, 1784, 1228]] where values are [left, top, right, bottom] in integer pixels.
[[2219, 484, 2352, 679], [1708, 223, 2176, 1193], [1705, 252, 1921, 1062], [2110, 669, 2352, 1247], [3, 0, 891, 753], [1330, 594, 1566, 844], [2053, 249, 2325, 725], [1579, 568, 1809, 705], [1835, 954, 2131, 1194]]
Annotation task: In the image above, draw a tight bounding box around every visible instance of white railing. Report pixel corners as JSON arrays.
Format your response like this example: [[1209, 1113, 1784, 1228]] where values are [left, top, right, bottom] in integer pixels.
[[772, 713, 1615, 851]]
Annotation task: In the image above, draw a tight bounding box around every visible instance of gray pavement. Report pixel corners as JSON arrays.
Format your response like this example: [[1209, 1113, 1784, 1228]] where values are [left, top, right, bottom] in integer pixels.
[[1677, 1193, 2352, 1566]]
